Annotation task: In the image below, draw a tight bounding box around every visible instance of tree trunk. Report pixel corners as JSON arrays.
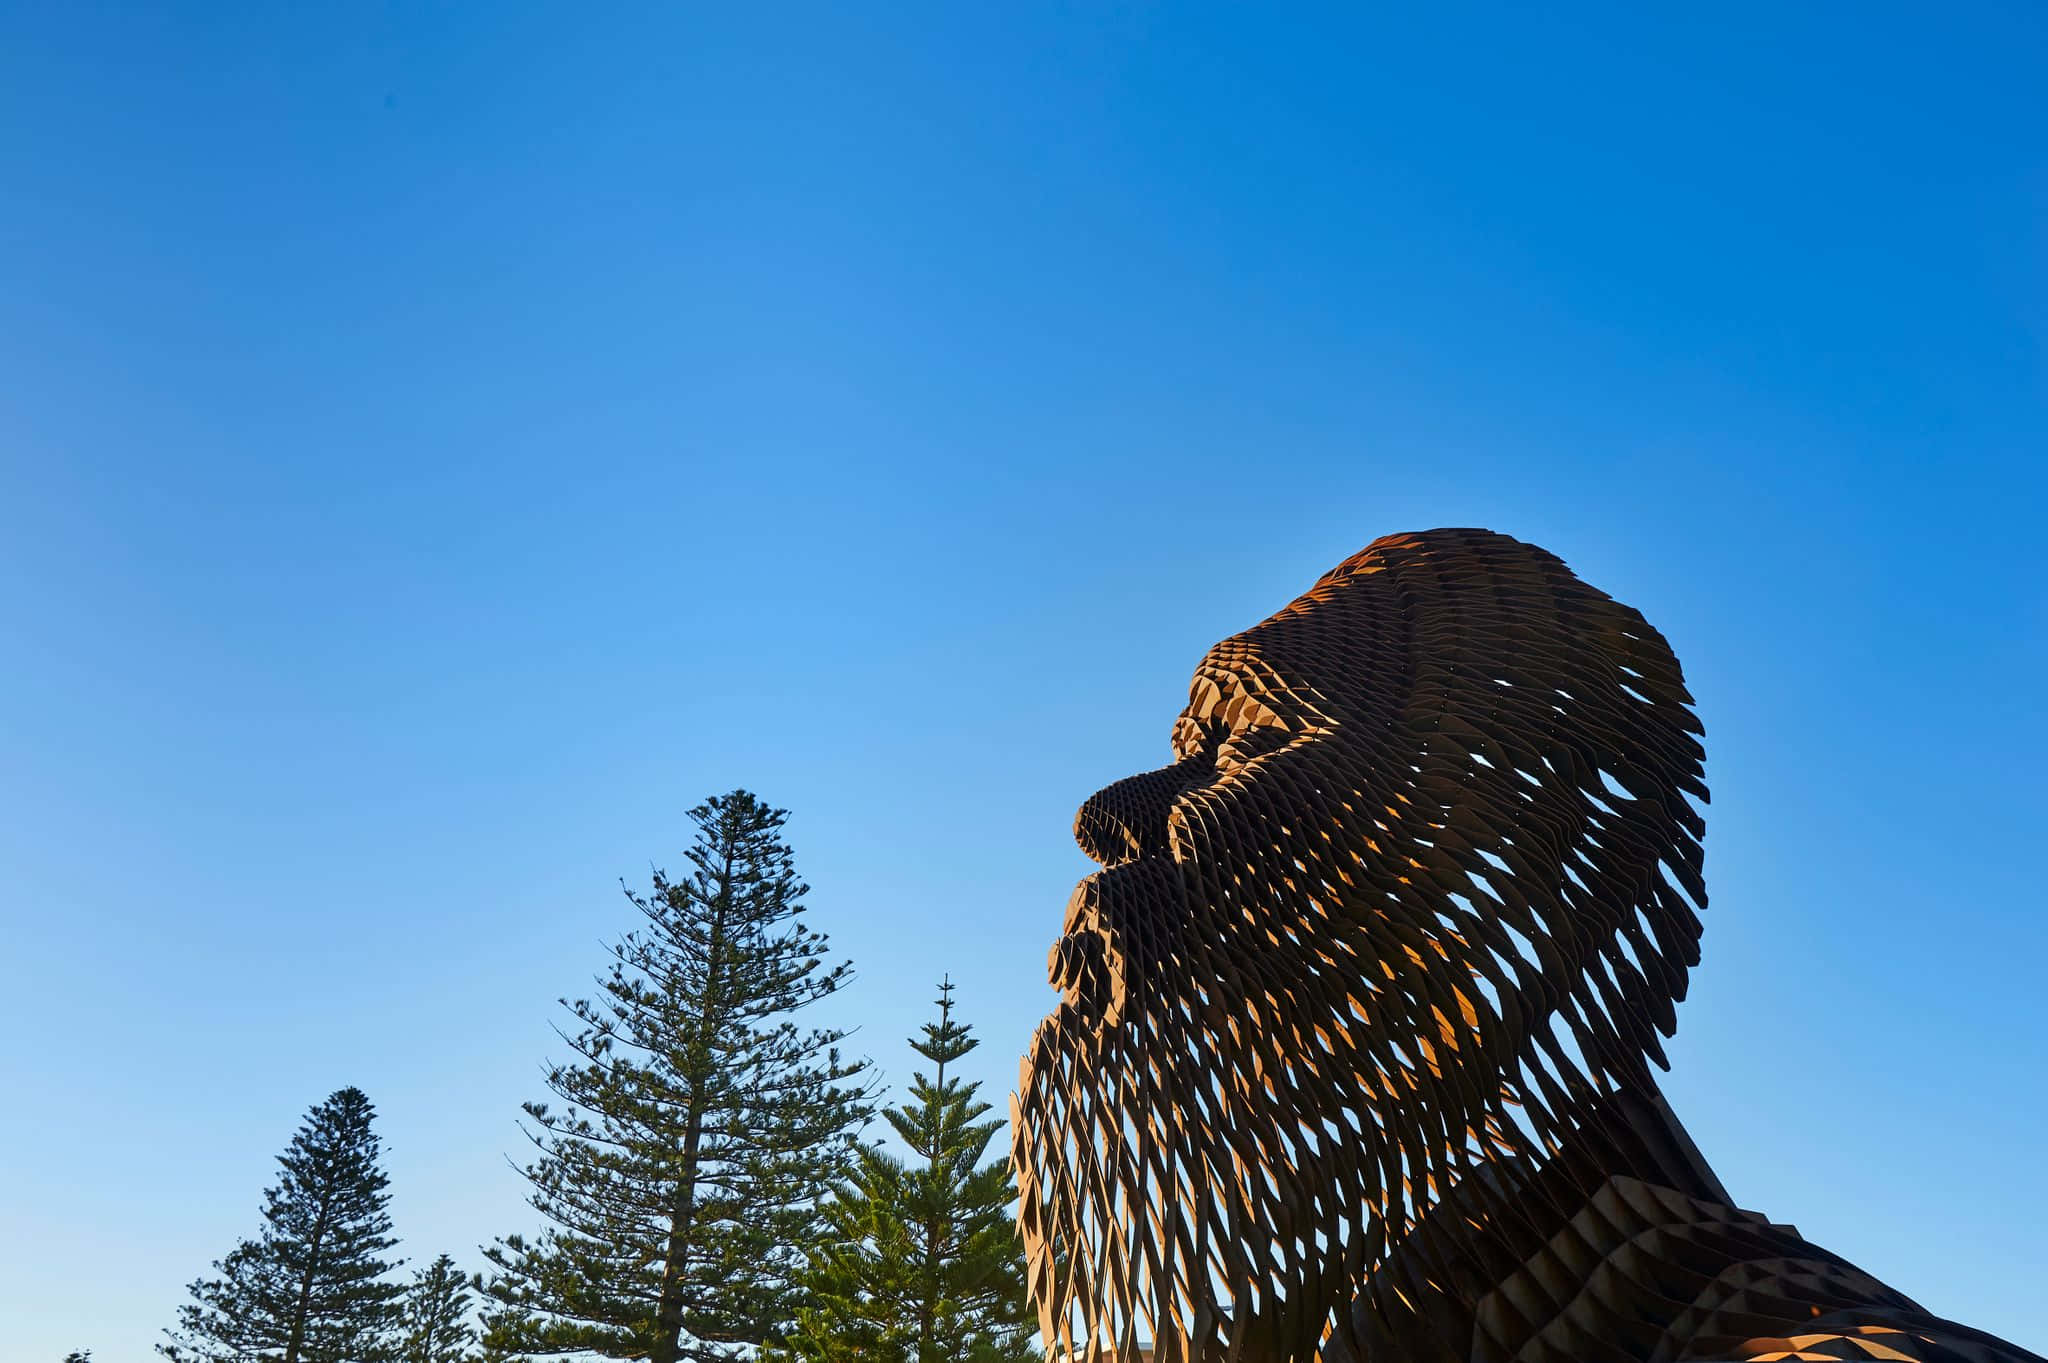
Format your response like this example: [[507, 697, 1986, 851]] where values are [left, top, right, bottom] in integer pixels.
[[651, 840, 733, 1363], [284, 1185, 336, 1363], [650, 1106, 706, 1363], [916, 1007, 951, 1363]]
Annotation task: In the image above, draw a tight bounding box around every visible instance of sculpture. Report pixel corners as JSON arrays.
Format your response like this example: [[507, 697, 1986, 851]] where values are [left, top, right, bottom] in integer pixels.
[[1012, 528, 2039, 1363]]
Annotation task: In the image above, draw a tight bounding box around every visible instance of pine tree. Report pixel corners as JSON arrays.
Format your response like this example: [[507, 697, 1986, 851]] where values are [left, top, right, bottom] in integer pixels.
[[481, 790, 872, 1363], [160, 1087, 405, 1363], [399, 1255, 477, 1363], [772, 979, 1037, 1363]]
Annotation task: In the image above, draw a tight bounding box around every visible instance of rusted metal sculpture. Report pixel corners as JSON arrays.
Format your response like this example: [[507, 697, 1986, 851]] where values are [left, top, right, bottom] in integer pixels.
[[1013, 529, 2038, 1363]]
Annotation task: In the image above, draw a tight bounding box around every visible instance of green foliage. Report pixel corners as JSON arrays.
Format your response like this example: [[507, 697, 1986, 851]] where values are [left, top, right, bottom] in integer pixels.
[[160, 1087, 406, 1363], [480, 791, 872, 1363], [771, 980, 1038, 1363], [399, 1255, 478, 1363]]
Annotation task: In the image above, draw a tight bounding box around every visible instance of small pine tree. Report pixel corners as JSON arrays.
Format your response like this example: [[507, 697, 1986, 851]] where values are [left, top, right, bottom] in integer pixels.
[[481, 791, 872, 1363], [773, 979, 1037, 1363], [400, 1255, 478, 1363], [160, 1086, 406, 1363]]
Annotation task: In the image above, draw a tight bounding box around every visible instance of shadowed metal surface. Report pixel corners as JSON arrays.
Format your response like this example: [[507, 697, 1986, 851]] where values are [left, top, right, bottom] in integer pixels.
[[1013, 529, 2038, 1363]]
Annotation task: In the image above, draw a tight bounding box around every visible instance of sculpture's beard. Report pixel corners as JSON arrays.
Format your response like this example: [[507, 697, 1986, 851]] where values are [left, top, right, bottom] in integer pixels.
[[1015, 845, 1545, 1363]]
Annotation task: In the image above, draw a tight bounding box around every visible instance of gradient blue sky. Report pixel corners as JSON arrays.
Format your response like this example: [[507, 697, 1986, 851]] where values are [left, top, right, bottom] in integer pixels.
[[4, 4, 2044, 1358]]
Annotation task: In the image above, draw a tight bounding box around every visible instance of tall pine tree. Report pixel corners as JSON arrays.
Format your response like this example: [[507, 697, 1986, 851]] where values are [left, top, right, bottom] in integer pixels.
[[398, 1255, 477, 1363], [772, 979, 1037, 1363], [481, 791, 871, 1363], [161, 1086, 405, 1363]]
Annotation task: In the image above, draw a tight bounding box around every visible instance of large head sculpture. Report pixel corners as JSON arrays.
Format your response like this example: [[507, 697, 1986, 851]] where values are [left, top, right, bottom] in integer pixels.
[[1012, 528, 1711, 1362]]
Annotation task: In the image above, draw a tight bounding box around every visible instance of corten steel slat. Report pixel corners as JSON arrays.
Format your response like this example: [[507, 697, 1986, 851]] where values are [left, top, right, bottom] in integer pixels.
[[1013, 529, 2040, 1363]]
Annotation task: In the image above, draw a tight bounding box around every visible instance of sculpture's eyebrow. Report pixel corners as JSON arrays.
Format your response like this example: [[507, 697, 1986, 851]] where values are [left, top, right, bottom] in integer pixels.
[[1184, 656, 1291, 729], [1191, 647, 1277, 693]]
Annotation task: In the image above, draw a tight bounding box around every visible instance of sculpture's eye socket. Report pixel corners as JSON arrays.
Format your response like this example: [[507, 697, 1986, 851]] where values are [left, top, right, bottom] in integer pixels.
[[1216, 720, 1290, 772], [1173, 672, 1294, 772], [1168, 715, 1235, 767]]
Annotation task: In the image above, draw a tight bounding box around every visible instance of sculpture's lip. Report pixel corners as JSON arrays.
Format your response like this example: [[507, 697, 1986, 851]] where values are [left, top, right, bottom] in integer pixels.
[[1049, 858, 1184, 1024], [1049, 870, 1116, 1013]]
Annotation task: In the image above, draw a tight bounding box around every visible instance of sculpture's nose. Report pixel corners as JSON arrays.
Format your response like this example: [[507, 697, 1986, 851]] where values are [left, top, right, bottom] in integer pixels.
[[1073, 756, 1205, 866]]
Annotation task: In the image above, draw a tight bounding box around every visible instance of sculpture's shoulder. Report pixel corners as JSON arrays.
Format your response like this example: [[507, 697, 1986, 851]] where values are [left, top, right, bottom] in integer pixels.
[[1450, 1174, 2044, 1363], [1697, 1312, 2045, 1363]]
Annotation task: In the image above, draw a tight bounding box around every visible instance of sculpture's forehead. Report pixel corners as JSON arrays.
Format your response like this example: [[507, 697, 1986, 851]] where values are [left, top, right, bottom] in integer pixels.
[[1194, 580, 1370, 685], [1190, 633, 1285, 694]]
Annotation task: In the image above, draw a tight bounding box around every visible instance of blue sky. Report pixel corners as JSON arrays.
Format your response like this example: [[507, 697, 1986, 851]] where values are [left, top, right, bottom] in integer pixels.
[[3, 3, 2044, 1358]]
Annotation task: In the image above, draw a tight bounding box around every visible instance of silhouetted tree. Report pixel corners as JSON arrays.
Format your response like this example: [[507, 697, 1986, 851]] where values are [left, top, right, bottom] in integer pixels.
[[481, 791, 871, 1363], [771, 979, 1036, 1363], [160, 1087, 404, 1363], [399, 1255, 477, 1363]]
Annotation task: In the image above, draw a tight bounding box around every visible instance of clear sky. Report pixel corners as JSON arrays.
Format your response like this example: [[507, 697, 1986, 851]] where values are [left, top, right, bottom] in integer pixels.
[[3, 4, 2043, 1359]]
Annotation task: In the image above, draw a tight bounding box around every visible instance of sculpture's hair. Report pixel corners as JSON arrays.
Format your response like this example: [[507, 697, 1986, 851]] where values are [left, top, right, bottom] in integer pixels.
[[1013, 529, 1710, 1362]]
